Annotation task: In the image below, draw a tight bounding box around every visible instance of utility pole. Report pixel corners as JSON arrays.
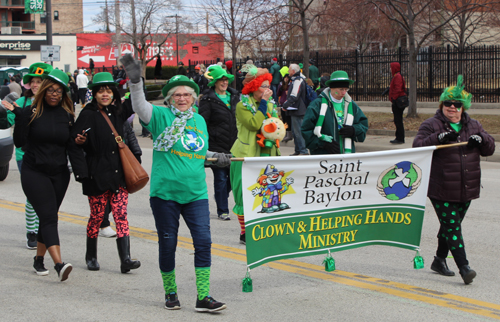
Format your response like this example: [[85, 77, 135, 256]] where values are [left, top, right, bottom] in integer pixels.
[[115, 0, 121, 65], [175, 14, 179, 65], [45, 0, 53, 65]]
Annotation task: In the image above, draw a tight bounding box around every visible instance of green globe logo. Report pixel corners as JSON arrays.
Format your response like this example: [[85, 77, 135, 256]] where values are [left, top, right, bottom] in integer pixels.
[[377, 161, 422, 200]]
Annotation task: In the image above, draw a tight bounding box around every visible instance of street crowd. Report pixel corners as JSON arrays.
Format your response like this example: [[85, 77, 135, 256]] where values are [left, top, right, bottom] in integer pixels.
[[0, 54, 495, 313]]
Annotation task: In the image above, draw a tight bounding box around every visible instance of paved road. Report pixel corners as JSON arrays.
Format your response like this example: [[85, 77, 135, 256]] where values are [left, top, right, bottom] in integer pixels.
[[1, 132, 500, 321]]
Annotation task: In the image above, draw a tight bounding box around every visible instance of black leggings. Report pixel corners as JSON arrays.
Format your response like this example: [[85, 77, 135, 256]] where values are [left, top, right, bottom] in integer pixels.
[[21, 163, 70, 248], [430, 198, 471, 268]]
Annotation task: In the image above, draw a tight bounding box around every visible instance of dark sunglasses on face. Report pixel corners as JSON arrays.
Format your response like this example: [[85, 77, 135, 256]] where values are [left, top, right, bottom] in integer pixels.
[[443, 101, 463, 108]]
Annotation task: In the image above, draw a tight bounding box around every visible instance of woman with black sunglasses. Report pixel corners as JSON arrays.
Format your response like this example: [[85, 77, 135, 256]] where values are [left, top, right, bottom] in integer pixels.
[[413, 75, 495, 285]]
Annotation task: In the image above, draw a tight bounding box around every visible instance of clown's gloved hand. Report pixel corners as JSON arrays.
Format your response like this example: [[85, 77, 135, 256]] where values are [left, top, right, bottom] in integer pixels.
[[213, 152, 231, 168], [286, 177, 294, 185], [467, 134, 482, 148], [339, 125, 355, 138], [252, 187, 262, 197], [438, 131, 459, 144], [120, 54, 141, 84]]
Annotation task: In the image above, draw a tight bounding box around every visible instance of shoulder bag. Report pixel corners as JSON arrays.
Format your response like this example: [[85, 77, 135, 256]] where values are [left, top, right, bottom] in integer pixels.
[[395, 95, 409, 109], [100, 110, 149, 194]]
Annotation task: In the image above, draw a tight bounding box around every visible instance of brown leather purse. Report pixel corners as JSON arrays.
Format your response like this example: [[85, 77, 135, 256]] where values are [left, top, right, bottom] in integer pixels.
[[100, 110, 149, 194]]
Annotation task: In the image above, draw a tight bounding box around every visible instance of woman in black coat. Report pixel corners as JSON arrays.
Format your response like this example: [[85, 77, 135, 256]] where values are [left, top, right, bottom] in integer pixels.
[[73, 72, 140, 273], [199, 65, 239, 221], [3, 69, 88, 282]]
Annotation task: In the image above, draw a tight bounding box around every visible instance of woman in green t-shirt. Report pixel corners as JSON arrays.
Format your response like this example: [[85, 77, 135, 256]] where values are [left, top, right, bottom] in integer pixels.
[[121, 54, 229, 313]]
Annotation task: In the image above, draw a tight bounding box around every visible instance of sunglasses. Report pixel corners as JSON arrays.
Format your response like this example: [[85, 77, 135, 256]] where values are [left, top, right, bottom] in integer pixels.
[[443, 101, 463, 108]]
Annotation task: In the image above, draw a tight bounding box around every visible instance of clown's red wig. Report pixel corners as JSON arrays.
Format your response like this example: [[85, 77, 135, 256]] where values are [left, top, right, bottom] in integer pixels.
[[242, 73, 272, 95]]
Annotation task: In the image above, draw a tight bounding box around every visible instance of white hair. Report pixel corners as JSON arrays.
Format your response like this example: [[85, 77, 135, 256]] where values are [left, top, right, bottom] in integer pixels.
[[289, 64, 300, 73], [164, 85, 198, 106]]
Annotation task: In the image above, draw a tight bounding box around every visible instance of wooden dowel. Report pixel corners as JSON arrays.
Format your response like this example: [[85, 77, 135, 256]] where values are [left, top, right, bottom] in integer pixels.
[[206, 158, 245, 162], [435, 142, 468, 149]]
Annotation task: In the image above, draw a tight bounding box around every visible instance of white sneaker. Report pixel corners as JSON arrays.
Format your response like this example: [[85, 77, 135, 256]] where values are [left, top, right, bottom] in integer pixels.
[[99, 226, 117, 238]]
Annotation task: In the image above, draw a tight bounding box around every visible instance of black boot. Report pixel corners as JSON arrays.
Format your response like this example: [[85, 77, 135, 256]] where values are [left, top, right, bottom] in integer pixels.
[[459, 265, 476, 284], [116, 236, 141, 273], [430, 256, 454, 276], [86, 237, 100, 271]]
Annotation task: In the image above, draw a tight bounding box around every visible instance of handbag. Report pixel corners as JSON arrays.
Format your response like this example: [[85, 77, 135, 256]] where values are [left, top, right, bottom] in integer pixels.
[[100, 110, 149, 194], [395, 95, 409, 109]]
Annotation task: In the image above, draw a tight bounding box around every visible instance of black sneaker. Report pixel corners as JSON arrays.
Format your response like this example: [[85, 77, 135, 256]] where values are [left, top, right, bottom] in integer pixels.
[[165, 292, 181, 310], [239, 233, 246, 245], [195, 295, 226, 312], [54, 262, 72, 282], [26, 232, 37, 250], [33, 256, 49, 276]]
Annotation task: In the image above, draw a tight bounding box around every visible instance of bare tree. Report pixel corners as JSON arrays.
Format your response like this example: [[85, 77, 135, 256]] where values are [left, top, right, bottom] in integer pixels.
[[250, 11, 293, 59], [441, 0, 500, 51], [368, 0, 477, 117], [93, 0, 179, 78], [200, 0, 268, 78]]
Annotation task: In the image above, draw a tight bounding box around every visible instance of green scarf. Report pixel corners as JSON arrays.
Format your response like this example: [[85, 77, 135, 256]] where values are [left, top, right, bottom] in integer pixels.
[[153, 106, 194, 152]]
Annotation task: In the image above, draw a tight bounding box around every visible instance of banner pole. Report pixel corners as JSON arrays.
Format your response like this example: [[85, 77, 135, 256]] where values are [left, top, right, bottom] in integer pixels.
[[206, 158, 245, 162], [435, 142, 468, 149]]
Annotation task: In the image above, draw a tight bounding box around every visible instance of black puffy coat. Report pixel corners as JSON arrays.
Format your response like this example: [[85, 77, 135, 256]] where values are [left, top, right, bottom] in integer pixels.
[[413, 109, 495, 202], [198, 87, 239, 154], [72, 100, 134, 196]]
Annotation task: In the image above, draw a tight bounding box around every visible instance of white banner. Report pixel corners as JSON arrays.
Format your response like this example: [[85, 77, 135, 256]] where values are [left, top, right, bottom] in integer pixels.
[[241, 147, 436, 268]]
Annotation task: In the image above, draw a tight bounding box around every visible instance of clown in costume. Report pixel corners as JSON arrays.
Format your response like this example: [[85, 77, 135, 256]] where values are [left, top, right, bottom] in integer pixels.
[[301, 70, 368, 155], [230, 64, 280, 244], [252, 164, 294, 213], [413, 75, 495, 284]]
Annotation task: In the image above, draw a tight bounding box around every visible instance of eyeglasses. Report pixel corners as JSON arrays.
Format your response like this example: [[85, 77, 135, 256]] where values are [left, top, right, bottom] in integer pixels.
[[443, 101, 463, 108], [47, 88, 63, 95], [172, 93, 192, 99], [260, 85, 270, 89]]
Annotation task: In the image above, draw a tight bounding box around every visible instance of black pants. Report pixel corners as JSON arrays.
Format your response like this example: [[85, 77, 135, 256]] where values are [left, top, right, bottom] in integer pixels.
[[21, 163, 70, 248], [430, 198, 471, 268], [78, 88, 88, 105], [391, 102, 405, 142]]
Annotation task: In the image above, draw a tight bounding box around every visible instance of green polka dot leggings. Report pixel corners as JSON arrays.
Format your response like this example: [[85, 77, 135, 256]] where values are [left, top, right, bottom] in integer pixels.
[[430, 198, 471, 268]]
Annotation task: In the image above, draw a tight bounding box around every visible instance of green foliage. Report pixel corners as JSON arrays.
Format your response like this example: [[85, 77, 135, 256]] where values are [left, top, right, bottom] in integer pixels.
[[145, 66, 178, 80]]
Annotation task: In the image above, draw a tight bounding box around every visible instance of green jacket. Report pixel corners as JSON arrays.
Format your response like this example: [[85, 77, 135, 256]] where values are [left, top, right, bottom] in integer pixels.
[[301, 89, 368, 155], [270, 63, 281, 85], [231, 96, 280, 158], [309, 65, 319, 83]]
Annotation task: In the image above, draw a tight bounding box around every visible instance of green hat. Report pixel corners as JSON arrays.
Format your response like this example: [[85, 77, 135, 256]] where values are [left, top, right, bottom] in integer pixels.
[[23, 62, 53, 85], [162, 75, 200, 97], [207, 65, 234, 87], [439, 75, 472, 110], [43, 69, 70, 92], [299, 63, 303, 69], [89, 72, 118, 89], [325, 70, 355, 87]]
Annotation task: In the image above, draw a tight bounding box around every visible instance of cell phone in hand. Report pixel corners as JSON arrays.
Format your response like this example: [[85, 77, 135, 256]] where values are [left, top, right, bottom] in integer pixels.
[[83, 128, 91, 134]]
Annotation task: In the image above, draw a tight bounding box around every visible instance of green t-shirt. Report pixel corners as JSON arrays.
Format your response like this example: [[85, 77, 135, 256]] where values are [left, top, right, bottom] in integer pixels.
[[141, 105, 209, 204], [11, 96, 32, 161], [450, 122, 462, 133], [215, 91, 231, 109]]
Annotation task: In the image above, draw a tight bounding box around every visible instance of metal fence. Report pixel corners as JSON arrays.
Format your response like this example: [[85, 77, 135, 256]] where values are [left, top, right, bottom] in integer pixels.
[[192, 45, 500, 102]]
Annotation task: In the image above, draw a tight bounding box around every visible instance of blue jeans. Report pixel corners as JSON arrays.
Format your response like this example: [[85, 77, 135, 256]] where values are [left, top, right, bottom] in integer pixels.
[[271, 84, 279, 103], [291, 115, 308, 154], [211, 166, 231, 216], [150, 197, 212, 273]]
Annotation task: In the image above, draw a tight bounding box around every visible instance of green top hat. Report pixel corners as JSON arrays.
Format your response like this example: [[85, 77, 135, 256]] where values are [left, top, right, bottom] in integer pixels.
[[207, 65, 234, 87], [325, 70, 355, 87], [162, 75, 200, 97], [43, 69, 70, 92], [89, 72, 118, 89], [23, 62, 53, 85]]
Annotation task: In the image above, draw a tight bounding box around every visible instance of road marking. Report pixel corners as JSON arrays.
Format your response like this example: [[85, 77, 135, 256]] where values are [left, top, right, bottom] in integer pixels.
[[2, 199, 500, 319]]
